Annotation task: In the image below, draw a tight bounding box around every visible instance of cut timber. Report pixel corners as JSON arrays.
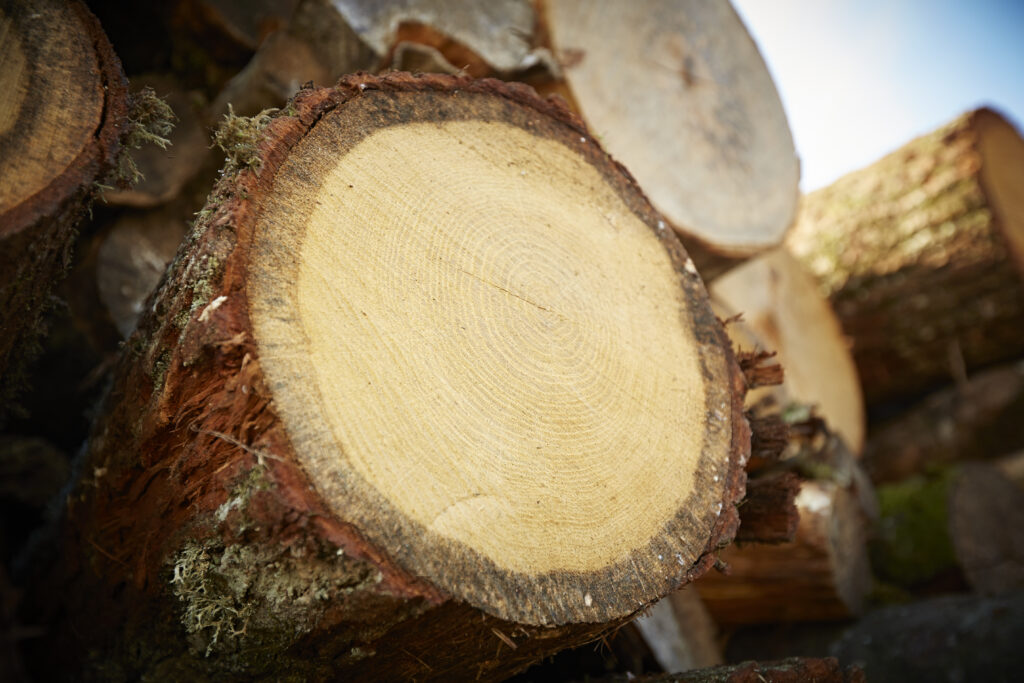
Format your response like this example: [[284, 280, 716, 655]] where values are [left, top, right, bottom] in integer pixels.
[[863, 361, 1024, 483], [331, 0, 541, 75], [829, 593, 1024, 683], [96, 203, 191, 337], [26, 74, 747, 680], [697, 478, 872, 624], [787, 108, 1024, 404], [539, 0, 799, 275], [634, 589, 723, 673], [0, 0, 127, 410], [712, 249, 865, 454], [872, 464, 1024, 594]]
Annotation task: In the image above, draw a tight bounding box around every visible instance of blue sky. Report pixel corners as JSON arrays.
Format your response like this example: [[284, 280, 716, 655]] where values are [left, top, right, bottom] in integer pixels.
[[732, 0, 1024, 190]]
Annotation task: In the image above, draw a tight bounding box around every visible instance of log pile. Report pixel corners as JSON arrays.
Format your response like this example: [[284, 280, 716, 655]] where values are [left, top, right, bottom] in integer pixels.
[[2, 1, 1023, 681]]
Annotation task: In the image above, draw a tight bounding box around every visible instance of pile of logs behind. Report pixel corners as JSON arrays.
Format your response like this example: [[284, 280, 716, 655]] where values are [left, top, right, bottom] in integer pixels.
[[1, 1, 1023, 682]]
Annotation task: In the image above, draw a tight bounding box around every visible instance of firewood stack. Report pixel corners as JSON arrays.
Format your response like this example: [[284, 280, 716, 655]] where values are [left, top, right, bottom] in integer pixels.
[[0, 0, 1021, 681]]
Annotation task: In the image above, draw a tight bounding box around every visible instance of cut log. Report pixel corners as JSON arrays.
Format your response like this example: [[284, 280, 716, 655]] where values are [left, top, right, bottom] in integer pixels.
[[787, 108, 1024, 404], [828, 593, 1024, 683], [697, 461, 873, 625], [949, 463, 1024, 594], [863, 361, 1024, 483], [634, 589, 723, 673], [734, 472, 800, 544], [96, 203, 191, 338], [24, 73, 748, 680], [697, 479, 872, 624], [712, 249, 865, 454], [0, 0, 127, 413], [657, 657, 863, 683], [332, 0, 542, 75], [538, 0, 799, 276], [872, 463, 1024, 594]]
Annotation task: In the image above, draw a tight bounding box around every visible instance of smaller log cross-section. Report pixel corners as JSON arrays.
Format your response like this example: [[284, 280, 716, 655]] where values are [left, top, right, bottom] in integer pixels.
[[539, 0, 800, 274], [30, 73, 748, 681], [0, 0, 127, 409]]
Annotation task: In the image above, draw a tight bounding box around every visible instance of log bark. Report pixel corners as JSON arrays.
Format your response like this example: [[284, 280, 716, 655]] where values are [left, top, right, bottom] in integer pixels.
[[734, 472, 800, 544], [23, 73, 748, 681], [787, 108, 1024, 404], [697, 468, 872, 624], [712, 249, 865, 454], [0, 0, 127, 413], [653, 657, 863, 683], [536, 0, 799, 276], [863, 361, 1024, 483], [828, 593, 1024, 683]]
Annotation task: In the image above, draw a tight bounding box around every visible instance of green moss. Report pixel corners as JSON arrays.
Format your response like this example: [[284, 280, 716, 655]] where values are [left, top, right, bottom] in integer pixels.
[[151, 349, 172, 394], [115, 87, 177, 186], [170, 537, 381, 660], [869, 468, 958, 586], [211, 105, 276, 175]]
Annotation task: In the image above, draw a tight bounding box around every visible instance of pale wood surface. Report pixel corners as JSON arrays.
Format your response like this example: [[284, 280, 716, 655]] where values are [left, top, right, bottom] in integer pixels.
[[542, 0, 799, 256]]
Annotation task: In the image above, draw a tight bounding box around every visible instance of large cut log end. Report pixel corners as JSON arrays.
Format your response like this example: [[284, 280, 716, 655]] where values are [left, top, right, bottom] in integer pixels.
[[33, 73, 750, 680]]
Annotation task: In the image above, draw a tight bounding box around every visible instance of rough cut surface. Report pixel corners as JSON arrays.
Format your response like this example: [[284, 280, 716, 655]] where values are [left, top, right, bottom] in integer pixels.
[[788, 108, 1024, 404], [540, 0, 799, 261], [712, 249, 865, 454], [0, 0, 127, 411], [24, 73, 747, 681]]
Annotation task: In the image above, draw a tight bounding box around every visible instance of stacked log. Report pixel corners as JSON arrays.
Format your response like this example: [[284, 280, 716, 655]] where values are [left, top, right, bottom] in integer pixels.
[[21, 74, 751, 681], [787, 108, 1024, 404], [0, 0, 128, 414]]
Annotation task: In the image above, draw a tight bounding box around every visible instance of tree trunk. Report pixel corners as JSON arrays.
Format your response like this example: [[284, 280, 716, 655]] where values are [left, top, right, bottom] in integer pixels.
[[871, 463, 1024, 595], [536, 0, 800, 277], [697, 476, 872, 624], [828, 593, 1024, 683], [711, 249, 866, 454], [863, 361, 1024, 483], [787, 108, 1024, 405], [0, 0, 127, 414], [23, 73, 749, 681]]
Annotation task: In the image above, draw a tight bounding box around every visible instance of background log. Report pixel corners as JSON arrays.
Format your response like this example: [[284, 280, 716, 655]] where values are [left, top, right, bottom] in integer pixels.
[[537, 0, 799, 277], [0, 0, 128, 416], [863, 361, 1024, 483], [787, 108, 1024, 405], [712, 249, 865, 454]]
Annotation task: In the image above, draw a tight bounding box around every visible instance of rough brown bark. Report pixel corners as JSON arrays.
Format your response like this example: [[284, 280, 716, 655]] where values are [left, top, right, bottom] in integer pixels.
[[696, 419, 876, 627], [863, 361, 1024, 483], [787, 108, 1024, 404], [657, 657, 863, 683], [828, 593, 1024, 683], [735, 472, 801, 544], [22, 73, 748, 681], [0, 0, 128, 415], [696, 477, 871, 624]]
